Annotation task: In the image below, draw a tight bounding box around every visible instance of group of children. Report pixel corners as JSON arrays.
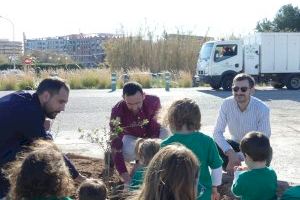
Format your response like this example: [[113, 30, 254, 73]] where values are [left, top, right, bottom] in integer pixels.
[[127, 98, 299, 200], [3, 97, 299, 200]]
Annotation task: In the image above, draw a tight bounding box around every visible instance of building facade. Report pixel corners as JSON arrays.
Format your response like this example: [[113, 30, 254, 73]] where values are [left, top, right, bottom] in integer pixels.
[[24, 33, 116, 67], [0, 39, 23, 59]]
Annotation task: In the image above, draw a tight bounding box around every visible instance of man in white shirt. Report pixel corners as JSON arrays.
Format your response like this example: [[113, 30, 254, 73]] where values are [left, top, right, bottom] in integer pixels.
[[213, 73, 271, 175]]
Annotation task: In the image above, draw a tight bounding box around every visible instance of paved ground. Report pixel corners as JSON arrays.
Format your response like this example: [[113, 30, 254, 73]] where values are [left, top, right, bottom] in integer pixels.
[[1, 87, 300, 183]]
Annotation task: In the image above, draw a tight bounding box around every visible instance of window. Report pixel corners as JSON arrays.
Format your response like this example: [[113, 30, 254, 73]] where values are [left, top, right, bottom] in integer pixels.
[[214, 44, 237, 62]]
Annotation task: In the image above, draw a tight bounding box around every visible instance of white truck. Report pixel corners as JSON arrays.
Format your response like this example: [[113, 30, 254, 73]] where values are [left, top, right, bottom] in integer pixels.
[[194, 32, 300, 90]]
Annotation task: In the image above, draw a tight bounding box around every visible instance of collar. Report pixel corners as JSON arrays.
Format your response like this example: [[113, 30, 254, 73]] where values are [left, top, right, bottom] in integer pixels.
[[236, 96, 252, 112]]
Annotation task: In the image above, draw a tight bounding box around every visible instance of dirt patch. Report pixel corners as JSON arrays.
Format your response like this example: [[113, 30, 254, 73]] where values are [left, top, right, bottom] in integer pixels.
[[68, 153, 293, 200]]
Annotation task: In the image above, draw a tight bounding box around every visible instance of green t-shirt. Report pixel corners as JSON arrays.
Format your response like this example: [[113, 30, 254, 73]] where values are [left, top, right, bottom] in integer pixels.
[[161, 131, 223, 200], [281, 186, 300, 200], [231, 167, 277, 200], [130, 166, 147, 190]]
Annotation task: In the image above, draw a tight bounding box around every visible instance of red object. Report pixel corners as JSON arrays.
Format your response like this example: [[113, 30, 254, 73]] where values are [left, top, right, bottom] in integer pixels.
[[24, 58, 32, 65]]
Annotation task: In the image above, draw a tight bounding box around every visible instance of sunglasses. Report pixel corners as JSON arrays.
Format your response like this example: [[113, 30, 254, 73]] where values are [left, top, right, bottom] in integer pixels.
[[232, 86, 249, 92]]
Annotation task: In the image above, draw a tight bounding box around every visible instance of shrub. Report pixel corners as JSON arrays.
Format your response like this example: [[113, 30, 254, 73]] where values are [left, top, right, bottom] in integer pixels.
[[0, 75, 18, 91]]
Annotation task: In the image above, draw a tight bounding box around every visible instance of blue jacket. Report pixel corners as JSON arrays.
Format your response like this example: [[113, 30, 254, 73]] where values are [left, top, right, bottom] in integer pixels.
[[0, 91, 79, 198]]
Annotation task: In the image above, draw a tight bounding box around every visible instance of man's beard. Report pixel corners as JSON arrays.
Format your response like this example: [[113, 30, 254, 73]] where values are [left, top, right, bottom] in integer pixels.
[[44, 105, 59, 119], [235, 94, 248, 103], [45, 111, 58, 119]]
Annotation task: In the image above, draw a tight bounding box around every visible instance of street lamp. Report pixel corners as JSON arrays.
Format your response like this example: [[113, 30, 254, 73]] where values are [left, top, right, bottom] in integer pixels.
[[0, 15, 15, 69]]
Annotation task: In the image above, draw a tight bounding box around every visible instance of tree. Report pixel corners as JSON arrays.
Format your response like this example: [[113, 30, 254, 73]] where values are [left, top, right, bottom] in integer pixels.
[[256, 4, 300, 32], [274, 4, 300, 31], [256, 18, 275, 32]]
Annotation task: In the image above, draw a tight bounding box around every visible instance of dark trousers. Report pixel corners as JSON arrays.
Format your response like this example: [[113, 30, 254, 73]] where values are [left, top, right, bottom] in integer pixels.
[[216, 139, 272, 170], [216, 140, 240, 170]]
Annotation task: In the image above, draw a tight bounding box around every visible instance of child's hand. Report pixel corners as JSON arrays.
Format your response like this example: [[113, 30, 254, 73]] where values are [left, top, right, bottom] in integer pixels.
[[211, 186, 220, 200], [234, 165, 248, 171]]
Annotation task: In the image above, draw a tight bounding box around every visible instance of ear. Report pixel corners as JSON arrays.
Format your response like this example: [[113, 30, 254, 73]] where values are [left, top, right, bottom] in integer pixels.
[[142, 92, 146, 100], [41, 91, 51, 103], [250, 87, 255, 95], [244, 153, 253, 161]]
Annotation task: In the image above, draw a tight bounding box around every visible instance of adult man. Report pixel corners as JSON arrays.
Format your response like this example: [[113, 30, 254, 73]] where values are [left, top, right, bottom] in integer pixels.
[[213, 73, 271, 174], [0, 77, 85, 199], [110, 81, 167, 184]]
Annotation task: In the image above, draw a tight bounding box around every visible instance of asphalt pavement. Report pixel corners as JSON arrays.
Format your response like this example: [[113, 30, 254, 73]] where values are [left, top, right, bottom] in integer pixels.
[[1, 87, 300, 183]]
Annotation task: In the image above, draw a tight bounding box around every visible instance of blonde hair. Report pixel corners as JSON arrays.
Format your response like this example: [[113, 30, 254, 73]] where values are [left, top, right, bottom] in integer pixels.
[[138, 139, 161, 165], [135, 138, 146, 161], [135, 144, 200, 200]]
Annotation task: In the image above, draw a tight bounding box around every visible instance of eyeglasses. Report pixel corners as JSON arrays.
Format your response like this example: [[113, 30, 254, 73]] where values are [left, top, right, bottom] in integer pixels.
[[232, 86, 249, 92]]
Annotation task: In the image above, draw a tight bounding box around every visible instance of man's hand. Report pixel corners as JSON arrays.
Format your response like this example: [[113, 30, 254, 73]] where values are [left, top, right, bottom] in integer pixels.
[[211, 186, 220, 200], [225, 149, 242, 175], [120, 172, 131, 184], [74, 173, 87, 184], [121, 172, 131, 192]]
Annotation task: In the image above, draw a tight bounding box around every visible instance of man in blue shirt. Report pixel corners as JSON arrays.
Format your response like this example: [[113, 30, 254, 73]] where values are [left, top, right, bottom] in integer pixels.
[[0, 77, 85, 199]]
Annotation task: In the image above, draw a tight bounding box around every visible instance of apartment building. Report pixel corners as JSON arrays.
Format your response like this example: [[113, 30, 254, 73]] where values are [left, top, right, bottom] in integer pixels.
[[0, 39, 23, 58], [24, 33, 116, 67]]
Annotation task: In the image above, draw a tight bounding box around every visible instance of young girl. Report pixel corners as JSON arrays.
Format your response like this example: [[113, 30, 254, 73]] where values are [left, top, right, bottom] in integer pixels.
[[130, 138, 161, 189], [161, 98, 223, 200], [7, 146, 74, 200], [132, 144, 200, 200]]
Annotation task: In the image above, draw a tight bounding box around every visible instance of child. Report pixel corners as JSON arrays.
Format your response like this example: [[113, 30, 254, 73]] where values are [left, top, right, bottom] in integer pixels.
[[161, 98, 223, 200], [78, 178, 107, 200], [7, 148, 74, 200], [130, 138, 161, 189], [281, 186, 300, 200], [231, 131, 277, 200], [132, 144, 200, 200]]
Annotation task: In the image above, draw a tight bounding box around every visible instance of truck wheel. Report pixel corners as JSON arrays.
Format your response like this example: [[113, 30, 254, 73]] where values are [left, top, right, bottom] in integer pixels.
[[210, 82, 221, 90], [286, 75, 300, 90], [222, 75, 234, 91], [271, 81, 284, 89]]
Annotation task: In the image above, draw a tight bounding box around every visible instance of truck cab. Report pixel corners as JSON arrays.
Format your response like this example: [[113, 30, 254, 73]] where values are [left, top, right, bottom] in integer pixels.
[[194, 40, 243, 90]]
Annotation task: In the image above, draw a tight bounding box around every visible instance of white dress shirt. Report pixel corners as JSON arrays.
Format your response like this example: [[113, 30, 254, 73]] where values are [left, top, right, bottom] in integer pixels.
[[213, 96, 271, 153]]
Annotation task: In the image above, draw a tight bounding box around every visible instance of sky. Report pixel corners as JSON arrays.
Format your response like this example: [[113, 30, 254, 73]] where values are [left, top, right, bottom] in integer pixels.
[[1, 0, 300, 42]]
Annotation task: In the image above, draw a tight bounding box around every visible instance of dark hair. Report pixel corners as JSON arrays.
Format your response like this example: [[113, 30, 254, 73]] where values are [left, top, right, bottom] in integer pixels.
[[78, 179, 107, 200], [240, 131, 271, 162], [233, 73, 255, 88], [36, 77, 70, 95], [8, 148, 74, 200], [167, 98, 201, 132], [123, 81, 143, 96]]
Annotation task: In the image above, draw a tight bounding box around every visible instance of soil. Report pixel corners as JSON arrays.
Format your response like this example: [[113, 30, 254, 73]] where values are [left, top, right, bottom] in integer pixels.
[[67, 153, 294, 200]]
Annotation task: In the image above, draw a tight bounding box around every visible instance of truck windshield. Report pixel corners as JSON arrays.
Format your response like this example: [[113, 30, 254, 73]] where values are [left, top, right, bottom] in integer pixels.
[[200, 42, 214, 61]]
